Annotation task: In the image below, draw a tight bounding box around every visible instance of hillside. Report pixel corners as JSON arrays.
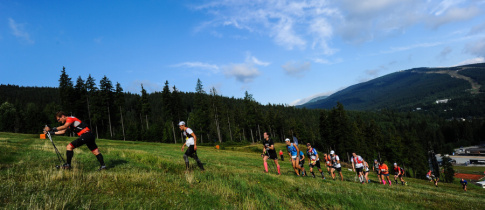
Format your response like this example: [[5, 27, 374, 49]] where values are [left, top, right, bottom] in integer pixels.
[[300, 63, 485, 117], [1, 132, 484, 209]]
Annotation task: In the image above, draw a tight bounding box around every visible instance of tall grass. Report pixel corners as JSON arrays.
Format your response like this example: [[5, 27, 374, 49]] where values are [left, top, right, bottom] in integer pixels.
[[0, 132, 484, 209]]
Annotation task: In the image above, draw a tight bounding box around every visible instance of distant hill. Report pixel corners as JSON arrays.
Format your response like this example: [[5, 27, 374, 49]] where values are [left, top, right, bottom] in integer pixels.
[[299, 63, 485, 117], [306, 95, 328, 104]]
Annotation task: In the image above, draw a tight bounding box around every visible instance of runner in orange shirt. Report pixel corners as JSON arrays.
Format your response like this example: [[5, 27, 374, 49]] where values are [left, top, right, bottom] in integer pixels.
[[379, 162, 391, 186]]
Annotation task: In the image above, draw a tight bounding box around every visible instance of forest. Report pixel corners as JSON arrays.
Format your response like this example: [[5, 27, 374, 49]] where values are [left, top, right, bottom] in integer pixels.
[[1, 67, 484, 179]]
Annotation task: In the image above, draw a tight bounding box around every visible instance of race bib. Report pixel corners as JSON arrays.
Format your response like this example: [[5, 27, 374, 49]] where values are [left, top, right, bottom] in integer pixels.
[[311, 159, 316, 164]]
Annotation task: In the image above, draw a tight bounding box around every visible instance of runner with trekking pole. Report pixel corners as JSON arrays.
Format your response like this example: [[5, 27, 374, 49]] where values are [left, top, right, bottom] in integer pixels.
[[262, 132, 280, 175], [179, 121, 205, 172], [44, 125, 66, 168], [44, 111, 106, 170]]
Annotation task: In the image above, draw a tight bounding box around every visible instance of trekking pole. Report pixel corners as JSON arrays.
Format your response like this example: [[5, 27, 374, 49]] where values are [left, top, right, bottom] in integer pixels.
[[44, 125, 66, 168]]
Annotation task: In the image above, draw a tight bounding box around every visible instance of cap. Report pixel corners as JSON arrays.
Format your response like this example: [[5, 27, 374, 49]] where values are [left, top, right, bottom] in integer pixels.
[[374, 159, 377, 162], [306, 143, 311, 147], [330, 150, 335, 155], [394, 163, 397, 166], [285, 138, 290, 142], [178, 121, 185, 126]]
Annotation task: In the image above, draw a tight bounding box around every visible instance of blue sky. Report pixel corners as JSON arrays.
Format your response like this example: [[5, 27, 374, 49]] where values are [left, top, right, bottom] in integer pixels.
[[1, 0, 485, 105]]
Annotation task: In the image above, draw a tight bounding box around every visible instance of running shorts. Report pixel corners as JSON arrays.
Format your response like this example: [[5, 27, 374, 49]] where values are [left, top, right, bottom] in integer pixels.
[[70, 132, 98, 151]]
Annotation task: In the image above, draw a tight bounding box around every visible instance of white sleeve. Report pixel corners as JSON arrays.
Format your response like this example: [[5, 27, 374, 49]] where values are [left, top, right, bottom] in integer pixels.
[[336, 156, 340, 161], [186, 128, 193, 135]]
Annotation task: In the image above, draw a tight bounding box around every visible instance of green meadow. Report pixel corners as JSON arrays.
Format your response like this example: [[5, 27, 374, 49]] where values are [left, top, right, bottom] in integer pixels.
[[1, 132, 484, 209]]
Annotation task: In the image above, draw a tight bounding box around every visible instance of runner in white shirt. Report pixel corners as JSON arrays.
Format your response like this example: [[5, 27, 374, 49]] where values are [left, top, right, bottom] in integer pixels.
[[330, 150, 344, 181], [351, 153, 365, 184], [179, 121, 204, 171]]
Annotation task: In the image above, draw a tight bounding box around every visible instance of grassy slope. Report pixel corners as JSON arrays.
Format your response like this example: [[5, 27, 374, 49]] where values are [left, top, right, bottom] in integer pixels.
[[1, 132, 484, 209]]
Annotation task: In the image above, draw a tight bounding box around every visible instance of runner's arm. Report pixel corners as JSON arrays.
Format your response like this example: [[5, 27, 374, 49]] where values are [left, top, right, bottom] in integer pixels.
[[191, 132, 197, 150], [45, 122, 72, 132]]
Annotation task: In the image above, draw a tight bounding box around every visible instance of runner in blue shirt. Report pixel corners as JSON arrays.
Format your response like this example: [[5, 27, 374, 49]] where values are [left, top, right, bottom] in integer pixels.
[[460, 178, 468, 191], [299, 150, 307, 176], [285, 138, 302, 176]]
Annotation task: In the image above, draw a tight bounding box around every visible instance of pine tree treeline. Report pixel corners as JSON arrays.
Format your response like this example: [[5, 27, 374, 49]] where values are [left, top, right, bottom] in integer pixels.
[[1, 68, 485, 179]]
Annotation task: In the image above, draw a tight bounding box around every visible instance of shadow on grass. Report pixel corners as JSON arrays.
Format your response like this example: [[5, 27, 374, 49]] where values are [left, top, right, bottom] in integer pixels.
[[108, 159, 129, 168]]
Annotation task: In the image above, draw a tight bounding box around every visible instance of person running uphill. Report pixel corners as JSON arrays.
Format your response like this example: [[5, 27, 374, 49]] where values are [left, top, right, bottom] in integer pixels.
[[330, 150, 344, 181], [298, 150, 307, 176], [262, 132, 280, 175], [373, 159, 382, 183], [285, 138, 301, 176], [44, 111, 105, 170], [460, 178, 467, 191], [324, 153, 332, 175], [179, 121, 204, 171], [426, 170, 439, 187], [379, 162, 391, 186], [393, 163, 406, 185], [306, 143, 325, 179], [363, 160, 370, 183], [351, 153, 365, 184]]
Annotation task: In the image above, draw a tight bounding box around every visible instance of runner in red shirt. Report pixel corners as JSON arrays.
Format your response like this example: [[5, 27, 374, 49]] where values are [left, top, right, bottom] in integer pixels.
[[393, 163, 406, 185], [44, 111, 105, 170]]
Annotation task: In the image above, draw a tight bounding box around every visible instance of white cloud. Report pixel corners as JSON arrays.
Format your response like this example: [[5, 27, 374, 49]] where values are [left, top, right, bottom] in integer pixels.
[[431, 0, 465, 16], [289, 90, 337, 106], [456, 57, 485, 66], [282, 61, 311, 77], [309, 18, 335, 55], [428, 6, 481, 28], [171, 62, 220, 73], [245, 53, 270, 66], [8, 18, 34, 44], [193, 0, 483, 49], [192, 0, 338, 53], [271, 17, 306, 50], [223, 63, 260, 83]]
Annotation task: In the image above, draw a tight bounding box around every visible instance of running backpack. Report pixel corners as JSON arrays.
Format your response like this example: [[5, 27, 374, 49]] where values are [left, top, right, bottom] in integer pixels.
[[400, 167, 405, 175]]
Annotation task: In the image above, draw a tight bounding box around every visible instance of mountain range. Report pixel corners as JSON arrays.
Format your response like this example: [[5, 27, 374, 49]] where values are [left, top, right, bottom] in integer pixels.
[[299, 63, 485, 117]]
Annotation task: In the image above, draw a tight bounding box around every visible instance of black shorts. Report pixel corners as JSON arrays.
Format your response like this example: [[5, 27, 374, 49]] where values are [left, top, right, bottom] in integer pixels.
[[309, 160, 321, 169], [355, 167, 363, 175], [70, 132, 98, 151], [334, 167, 341, 172], [265, 150, 278, 160], [364, 170, 369, 174], [185, 145, 197, 157], [299, 160, 305, 168]]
